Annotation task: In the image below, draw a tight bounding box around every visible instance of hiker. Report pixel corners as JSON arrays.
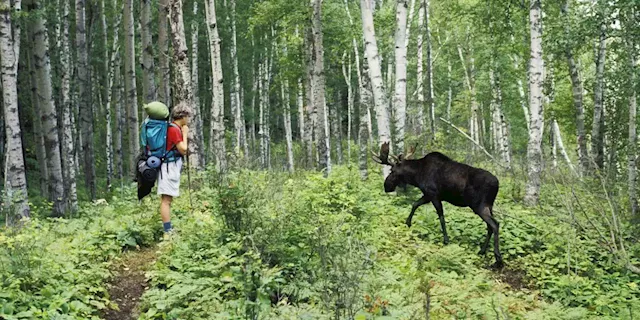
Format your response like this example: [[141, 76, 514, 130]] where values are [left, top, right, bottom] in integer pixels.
[[158, 105, 190, 234]]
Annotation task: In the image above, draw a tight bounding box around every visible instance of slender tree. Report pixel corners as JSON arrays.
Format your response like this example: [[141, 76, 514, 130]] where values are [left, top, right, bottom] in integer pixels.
[[312, 0, 331, 175], [0, 0, 30, 220], [524, 0, 545, 206], [32, 0, 65, 216], [415, 0, 425, 136], [591, 10, 607, 170], [27, 41, 48, 198], [229, 0, 246, 159], [76, 0, 97, 199], [124, 0, 139, 176], [59, 0, 77, 211], [158, 0, 171, 106], [393, 0, 408, 151], [141, 0, 157, 102], [204, 0, 227, 171], [424, 0, 435, 137], [561, 1, 588, 174], [191, 1, 205, 169], [361, 0, 392, 178]]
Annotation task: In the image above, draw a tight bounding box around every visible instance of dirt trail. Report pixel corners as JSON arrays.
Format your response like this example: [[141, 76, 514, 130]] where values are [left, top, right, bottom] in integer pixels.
[[102, 246, 158, 320]]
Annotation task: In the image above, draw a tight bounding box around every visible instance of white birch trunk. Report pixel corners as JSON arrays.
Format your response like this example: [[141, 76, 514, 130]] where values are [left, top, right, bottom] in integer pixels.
[[425, 0, 435, 137], [552, 119, 577, 176], [114, 51, 124, 189], [124, 0, 139, 176], [230, 0, 245, 159], [282, 79, 294, 173], [342, 0, 371, 142], [77, 0, 96, 199], [250, 53, 257, 156], [27, 43, 48, 198], [393, 0, 408, 151], [191, 1, 205, 169], [204, 0, 227, 171], [415, 0, 425, 136], [0, 0, 29, 220], [561, 1, 588, 174], [297, 78, 305, 142], [592, 20, 606, 170], [627, 48, 637, 216], [32, 0, 65, 215], [258, 60, 265, 168], [404, 0, 416, 49], [171, 0, 203, 170], [304, 36, 316, 168], [59, 0, 77, 211], [341, 52, 353, 162], [101, 0, 115, 192], [524, 0, 545, 206], [141, 0, 156, 102], [359, 55, 374, 179], [158, 0, 171, 106], [312, 0, 331, 175], [361, 0, 392, 178]]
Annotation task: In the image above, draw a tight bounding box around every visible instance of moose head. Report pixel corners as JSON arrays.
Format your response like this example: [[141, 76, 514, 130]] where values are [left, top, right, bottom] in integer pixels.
[[371, 142, 417, 193]]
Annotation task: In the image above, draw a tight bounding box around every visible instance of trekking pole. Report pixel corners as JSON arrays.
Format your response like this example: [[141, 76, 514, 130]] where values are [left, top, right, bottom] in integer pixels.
[[186, 145, 194, 214]]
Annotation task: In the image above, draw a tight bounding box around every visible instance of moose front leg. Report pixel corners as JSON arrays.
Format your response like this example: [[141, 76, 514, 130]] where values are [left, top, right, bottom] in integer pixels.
[[406, 196, 432, 227], [432, 200, 449, 245]]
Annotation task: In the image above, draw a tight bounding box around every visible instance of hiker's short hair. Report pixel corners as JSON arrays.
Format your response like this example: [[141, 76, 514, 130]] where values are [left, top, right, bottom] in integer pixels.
[[171, 103, 192, 120]]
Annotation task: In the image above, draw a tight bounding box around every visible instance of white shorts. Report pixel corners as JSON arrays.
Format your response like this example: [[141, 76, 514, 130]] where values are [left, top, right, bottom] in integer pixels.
[[157, 158, 183, 197]]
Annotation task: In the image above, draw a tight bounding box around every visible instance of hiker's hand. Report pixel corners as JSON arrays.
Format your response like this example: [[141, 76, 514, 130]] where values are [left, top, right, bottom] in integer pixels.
[[181, 125, 189, 137]]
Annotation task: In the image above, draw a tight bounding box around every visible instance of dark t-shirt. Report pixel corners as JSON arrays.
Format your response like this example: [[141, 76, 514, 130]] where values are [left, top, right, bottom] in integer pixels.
[[166, 123, 183, 151]]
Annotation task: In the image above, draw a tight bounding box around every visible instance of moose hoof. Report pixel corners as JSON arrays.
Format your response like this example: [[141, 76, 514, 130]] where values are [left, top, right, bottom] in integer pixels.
[[491, 261, 505, 270], [478, 249, 487, 255], [443, 239, 450, 245], [405, 220, 412, 228]]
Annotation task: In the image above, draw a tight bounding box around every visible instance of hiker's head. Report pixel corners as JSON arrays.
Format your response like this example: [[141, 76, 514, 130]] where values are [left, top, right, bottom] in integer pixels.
[[171, 103, 192, 126]]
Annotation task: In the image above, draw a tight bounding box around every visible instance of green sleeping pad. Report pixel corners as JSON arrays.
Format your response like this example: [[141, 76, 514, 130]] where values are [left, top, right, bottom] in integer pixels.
[[143, 101, 170, 120]]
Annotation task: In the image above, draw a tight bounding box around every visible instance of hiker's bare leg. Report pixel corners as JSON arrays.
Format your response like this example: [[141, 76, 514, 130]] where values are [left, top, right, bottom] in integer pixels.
[[160, 195, 172, 223]]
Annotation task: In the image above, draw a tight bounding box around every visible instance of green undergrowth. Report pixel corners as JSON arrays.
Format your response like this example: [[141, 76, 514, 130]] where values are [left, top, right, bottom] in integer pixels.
[[2, 165, 639, 319], [0, 188, 162, 319], [138, 166, 640, 319]]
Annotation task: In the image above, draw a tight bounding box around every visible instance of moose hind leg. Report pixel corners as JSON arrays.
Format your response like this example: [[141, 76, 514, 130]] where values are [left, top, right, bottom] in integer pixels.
[[475, 206, 503, 268], [479, 227, 492, 255], [432, 200, 449, 245], [406, 196, 431, 227]]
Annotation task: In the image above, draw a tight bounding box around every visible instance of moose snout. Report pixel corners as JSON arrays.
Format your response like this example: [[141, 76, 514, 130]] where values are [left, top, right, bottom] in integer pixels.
[[384, 180, 397, 193]]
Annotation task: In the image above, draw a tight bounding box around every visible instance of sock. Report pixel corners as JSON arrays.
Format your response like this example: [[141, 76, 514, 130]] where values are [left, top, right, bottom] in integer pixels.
[[163, 221, 173, 232]]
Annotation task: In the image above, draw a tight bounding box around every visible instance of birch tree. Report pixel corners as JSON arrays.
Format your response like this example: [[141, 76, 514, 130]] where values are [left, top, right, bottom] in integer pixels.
[[341, 52, 353, 161], [627, 41, 637, 217], [424, 0, 435, 137], [229, 0, 247, 159], [141, 0, 157, 102], [32, 0, 65, 216], [312, 0, 331, 175], [524, 0, 545, 206], [281, 70, 294, 173], [76, 0, 96, 200], [361, 0, 392, 178], [124, 0, 139, 175], [561, 1, 588, 174], [591, 12, 607, 170], [191, 1, 205, 169], [415, 0, 425, 135], [458, 44, 480, 146], [158, 0, 171, 106], [393, 0, 408, 151], [204, 0, 227, 171], [59, 0, 77, 211], [359, 56, 374, 180], [0, 0, 29, 220], [27, 44, 48, 198]]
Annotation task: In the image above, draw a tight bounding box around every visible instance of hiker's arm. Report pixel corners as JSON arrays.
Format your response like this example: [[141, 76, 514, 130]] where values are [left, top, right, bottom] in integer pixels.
[[176, 126, 189, 155]]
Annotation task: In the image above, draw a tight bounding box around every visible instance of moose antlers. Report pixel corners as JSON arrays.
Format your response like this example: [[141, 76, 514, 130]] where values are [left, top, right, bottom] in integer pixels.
[[371, 142, 418, 166]]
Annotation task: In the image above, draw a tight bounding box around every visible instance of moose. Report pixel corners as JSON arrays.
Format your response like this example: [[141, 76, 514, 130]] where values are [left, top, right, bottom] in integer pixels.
[[372, 142, 503, 268]]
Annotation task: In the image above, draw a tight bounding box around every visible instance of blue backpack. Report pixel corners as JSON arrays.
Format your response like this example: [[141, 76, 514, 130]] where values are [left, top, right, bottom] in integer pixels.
[[139, 118, 181, 164]]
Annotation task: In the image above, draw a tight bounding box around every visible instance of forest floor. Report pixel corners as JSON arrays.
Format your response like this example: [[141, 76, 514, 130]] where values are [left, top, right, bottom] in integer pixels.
[[102, 246, 158, 320]]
